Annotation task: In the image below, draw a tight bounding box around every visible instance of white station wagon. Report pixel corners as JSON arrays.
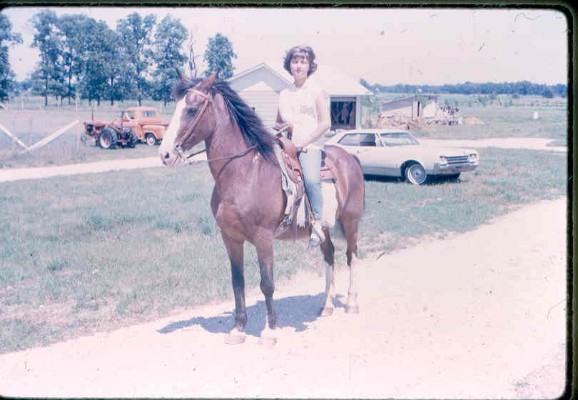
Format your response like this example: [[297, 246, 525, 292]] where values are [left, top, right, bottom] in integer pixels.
[[325, 129, 479, 185]]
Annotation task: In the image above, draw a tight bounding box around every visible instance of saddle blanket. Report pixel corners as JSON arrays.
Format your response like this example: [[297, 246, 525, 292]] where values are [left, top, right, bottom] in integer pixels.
[[295, 182, 338, 228]]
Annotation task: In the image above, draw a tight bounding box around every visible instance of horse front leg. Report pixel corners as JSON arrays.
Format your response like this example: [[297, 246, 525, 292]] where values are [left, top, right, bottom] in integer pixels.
[[255, 237, 278, 345], [222, 234, 247, 345]]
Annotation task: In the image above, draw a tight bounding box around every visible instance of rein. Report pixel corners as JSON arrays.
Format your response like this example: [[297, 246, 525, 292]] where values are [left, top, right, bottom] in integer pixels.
[[182, 144, 258, 165]]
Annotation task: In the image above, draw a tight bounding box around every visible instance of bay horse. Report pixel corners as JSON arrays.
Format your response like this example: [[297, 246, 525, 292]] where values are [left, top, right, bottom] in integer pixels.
[[159, 72, 364, 344]]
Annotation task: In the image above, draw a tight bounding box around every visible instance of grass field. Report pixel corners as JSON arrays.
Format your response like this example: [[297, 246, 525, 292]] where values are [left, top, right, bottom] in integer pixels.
[[0, 94, 569, 353]]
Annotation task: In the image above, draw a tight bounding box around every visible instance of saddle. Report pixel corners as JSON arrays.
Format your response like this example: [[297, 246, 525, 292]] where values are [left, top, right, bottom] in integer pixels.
[[274, 137, 336, 236], [277, 136, 336, 182]]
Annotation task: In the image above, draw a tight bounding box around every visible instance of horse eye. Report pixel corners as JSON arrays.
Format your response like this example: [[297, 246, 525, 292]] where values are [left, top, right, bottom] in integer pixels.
[[187, 106, 198, 115]]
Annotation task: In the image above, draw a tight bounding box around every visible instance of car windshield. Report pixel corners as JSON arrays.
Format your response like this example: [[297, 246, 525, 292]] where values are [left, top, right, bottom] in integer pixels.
[[379, 132, 419, 146]]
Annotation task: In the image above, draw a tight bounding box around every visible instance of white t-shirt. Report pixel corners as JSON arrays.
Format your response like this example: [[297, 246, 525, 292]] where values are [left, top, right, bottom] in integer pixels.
[[278, 78, 328, 148]]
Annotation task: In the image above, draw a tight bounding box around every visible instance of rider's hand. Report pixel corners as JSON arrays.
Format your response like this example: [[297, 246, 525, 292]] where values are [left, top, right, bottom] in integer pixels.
[[276, 122, 293, 134]]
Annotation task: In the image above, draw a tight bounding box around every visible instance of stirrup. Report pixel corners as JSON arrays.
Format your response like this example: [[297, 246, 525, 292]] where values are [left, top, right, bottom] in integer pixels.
[[282, 214, 293, 225]]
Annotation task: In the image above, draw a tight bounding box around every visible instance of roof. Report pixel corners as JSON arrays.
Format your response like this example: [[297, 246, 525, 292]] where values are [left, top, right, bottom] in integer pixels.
[[382, 94, 439, 105], [228, 62, 372, 97]]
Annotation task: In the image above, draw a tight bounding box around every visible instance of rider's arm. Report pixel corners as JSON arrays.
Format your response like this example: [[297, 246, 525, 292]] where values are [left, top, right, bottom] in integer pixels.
[[274, 110, 293, 136]]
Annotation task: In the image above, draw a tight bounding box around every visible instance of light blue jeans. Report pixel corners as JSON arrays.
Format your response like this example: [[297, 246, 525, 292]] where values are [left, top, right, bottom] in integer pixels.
[[298, 147, 323, 220]]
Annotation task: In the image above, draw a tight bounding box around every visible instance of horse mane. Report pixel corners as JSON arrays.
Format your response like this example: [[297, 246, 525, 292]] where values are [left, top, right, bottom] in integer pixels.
[[173, 76, 278, 163]]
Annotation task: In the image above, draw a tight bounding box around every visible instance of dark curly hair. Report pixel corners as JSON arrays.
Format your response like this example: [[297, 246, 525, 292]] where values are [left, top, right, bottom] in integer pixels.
[[283, 46, 318, 77]]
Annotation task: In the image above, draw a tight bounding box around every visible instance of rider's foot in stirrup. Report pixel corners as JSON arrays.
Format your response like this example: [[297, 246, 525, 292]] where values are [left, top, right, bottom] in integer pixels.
[[308, 220, 325, 247]]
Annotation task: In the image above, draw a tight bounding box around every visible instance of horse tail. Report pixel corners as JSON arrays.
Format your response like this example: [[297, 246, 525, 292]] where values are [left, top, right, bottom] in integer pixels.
[[351, 154, 366, 211], [323, 144, 365, 220]]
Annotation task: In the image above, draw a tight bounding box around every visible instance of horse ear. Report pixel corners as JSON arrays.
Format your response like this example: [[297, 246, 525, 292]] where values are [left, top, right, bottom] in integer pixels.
[[200, 72, 218, 90]]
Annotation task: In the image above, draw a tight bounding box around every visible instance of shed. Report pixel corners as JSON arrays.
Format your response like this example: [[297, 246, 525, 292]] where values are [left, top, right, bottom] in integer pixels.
[[227, 63, 372, 131], [381, 94, 439, 120]]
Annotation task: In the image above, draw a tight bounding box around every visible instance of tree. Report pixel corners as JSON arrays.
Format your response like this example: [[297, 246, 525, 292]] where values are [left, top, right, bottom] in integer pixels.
[[204, 33, 237, 79], [116, 12, 156, 106], [57, 14, 96, 104], [0, 13, 23, 102], [31, 9, 65, 106], [78, 19, 121, 106], [151, 15, 187, 106]]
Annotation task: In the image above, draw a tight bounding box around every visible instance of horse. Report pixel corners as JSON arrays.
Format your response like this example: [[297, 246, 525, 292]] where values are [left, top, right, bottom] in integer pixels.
[[159, 72, 365, 344]]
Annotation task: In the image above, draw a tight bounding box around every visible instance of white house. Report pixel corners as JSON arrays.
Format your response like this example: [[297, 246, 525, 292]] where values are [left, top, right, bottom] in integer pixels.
[[227, 62, 372, 131]]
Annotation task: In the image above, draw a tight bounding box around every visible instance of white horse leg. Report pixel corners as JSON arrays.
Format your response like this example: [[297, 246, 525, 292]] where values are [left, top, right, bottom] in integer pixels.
[[320, 261, 336, 316], [345, 253, 359, 314]]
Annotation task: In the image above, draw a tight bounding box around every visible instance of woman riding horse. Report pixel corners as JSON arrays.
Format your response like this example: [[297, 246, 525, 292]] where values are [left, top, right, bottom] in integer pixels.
[[159, 65, 364, 345], [274, 45, 330, 247]]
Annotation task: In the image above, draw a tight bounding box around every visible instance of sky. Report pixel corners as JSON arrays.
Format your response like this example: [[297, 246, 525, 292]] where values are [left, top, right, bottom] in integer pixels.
[[1, 6, 569, 85]]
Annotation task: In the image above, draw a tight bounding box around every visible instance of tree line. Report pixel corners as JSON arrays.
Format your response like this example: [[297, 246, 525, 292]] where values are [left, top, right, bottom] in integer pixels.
[[360, 79, 567, 98], [0, 10, 237, 106]]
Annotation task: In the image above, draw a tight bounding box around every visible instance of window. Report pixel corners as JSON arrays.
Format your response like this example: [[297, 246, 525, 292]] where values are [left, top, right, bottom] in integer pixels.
[[338, 133, 377, 147], [143, 111, 156, 118], [379, 132, 419, 146]]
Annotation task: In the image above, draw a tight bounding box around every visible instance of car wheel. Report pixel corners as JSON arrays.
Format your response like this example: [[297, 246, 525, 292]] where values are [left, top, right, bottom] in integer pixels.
[[405, 163, 428, 185], [145, 133, 158, 146]]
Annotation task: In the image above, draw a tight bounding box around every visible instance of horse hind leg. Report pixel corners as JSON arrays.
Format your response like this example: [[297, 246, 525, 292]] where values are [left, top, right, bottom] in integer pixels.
[[319, 228, 336, 317], [342, 217, 360, 314]]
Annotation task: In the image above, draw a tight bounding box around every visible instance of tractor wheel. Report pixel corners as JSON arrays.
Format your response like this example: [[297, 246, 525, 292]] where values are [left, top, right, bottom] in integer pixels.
[[127, 130, 138, 148], [98, 128, 118, 149]]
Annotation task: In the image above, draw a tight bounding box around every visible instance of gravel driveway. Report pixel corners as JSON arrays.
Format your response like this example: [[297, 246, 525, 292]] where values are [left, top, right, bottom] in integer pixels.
[[0, 198, 568, 398]]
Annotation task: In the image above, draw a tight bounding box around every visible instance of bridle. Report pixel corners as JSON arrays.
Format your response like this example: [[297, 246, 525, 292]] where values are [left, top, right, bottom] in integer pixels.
[[173, 88, 258, 165], [174, 88, 212, 161]]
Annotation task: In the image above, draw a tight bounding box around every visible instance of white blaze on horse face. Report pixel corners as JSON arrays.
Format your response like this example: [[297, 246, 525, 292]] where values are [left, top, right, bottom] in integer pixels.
[[159, 97, 187, 166]]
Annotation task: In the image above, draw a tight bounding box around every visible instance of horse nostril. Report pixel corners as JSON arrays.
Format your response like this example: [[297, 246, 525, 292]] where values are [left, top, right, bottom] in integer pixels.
[[163, 152, 171, 160]]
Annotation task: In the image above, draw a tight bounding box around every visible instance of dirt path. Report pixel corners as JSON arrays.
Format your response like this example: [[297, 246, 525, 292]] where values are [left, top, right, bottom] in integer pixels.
[[0, 197, 567, 398]]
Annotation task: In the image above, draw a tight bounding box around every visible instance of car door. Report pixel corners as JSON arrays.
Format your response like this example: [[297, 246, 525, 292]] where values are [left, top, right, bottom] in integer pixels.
[[335, 133, 373, 174], [355, 134, 398, 175], [336, 133, 388, 175]]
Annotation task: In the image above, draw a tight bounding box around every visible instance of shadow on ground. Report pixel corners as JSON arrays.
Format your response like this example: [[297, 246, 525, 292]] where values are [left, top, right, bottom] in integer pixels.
[[157, 293, 346, 337]]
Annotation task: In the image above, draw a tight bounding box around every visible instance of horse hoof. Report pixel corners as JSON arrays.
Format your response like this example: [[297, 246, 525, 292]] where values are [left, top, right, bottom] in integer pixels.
[[224, 332, 246, 345], [259, 335, 278, 346], [319, 307, 334, 317], [259, 328, 278, 346], [345, 305, 360, 314]]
